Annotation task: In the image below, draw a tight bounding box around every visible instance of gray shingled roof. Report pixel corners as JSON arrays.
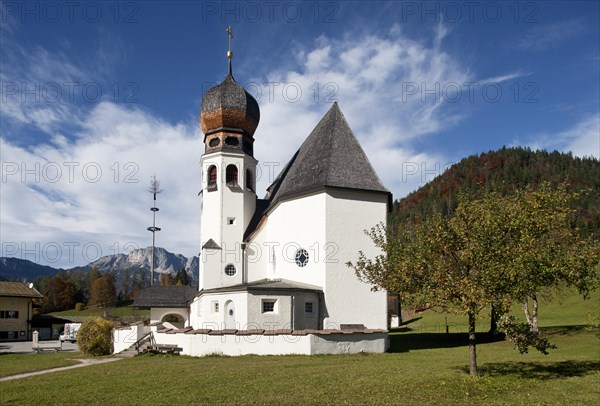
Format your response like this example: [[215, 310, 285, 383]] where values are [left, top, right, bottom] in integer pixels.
[[201, 238, 222, 250], [201, 75, 259, 115], [201, 278, 322, 294], [200, 74, 260, 135], [243, 198, 269, 240], [243, 103, 392, 240], [266, 102, 390, 209], [133, 285, 198, 308]]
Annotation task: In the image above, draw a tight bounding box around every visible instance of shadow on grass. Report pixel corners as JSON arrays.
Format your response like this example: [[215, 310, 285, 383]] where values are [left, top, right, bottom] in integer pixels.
[[542, 325, 588, 336], [389, 332, 505, 353], [463, 360, 600, 379], [399, 317, 423, 326]]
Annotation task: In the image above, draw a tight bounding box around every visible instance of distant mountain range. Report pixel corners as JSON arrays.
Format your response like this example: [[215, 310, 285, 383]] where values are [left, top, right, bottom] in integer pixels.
[[0, 257, 60, 282], [0, 247, 199, 283]]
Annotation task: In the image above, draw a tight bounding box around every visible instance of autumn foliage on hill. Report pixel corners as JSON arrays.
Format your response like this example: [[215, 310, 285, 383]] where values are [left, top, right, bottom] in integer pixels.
[[392, 147, 600, 237]]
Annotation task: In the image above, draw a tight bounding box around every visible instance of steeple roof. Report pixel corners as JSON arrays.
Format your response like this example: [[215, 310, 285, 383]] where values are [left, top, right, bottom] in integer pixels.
[[266, 102, 390, 208], [200, 74, 260, 136], [200, 26, 260, 137], [244, 102, 391, 241]]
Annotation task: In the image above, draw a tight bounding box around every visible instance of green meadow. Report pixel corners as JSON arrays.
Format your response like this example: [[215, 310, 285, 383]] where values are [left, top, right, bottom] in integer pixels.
[[1, 290, 598, 405]]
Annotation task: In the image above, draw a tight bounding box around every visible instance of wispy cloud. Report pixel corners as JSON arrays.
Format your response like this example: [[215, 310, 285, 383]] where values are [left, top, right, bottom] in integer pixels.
[[556, 114, 600, 159], [480, 71, 530, 84], [512, 114, 600, 159], [514, 19, 586, 51]]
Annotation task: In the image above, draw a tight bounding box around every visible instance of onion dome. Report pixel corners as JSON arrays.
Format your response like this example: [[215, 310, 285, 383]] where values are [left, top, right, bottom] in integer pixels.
[[200, 74, 260, 136]]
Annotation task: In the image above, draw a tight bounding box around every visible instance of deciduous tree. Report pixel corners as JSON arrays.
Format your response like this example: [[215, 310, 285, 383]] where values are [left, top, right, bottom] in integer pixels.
[[349, 185, 599, 376], [88, 276, 117, 308], [41, 275, 78, 313]]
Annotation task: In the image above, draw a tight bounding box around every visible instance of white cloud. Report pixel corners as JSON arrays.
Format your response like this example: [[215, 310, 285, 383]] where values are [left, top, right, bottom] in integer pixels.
[[480, 71, 530, 84], [250, 28, 472, 199], [555, 114, 600, 159], [1, 26, 478, 267], [1, 102, 200, 268], [514, 19, 586, 51], [512, 114, 600, 159]]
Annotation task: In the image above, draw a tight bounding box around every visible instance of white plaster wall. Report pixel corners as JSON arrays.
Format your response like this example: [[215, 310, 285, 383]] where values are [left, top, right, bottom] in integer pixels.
[[154, 330, 312, 356], [151, 331, 387, 356], [200, 154, 223, 291], [245, 224, 269, 281], [324, 189, 388, 330], [150, 308, 189, 327], [247, 293, 292, 330], [200, 150, 257, 290], [113, 324, 144, 354], [191, 290, 320, 330], [190, 292, 249, 330], [310, 333, 388, 354], [248, 193, 327, 287]]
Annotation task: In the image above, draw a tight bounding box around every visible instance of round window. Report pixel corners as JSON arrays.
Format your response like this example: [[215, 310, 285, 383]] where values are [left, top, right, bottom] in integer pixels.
[[295, 249, 309, 267], [224, 264, 236, 276], [209, 138, 220, 147]]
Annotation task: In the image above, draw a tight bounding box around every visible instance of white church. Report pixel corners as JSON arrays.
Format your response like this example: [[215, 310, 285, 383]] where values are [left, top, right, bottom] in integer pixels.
[[127, 42, 392, 356]]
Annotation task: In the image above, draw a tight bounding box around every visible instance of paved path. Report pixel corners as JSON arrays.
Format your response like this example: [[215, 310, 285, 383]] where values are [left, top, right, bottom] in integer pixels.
[[0, 357, 123, 382], [0, 341, 78, 353]]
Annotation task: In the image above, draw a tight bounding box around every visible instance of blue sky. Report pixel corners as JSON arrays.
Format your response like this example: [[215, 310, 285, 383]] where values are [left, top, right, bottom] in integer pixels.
[[1, 1, 598, 268]]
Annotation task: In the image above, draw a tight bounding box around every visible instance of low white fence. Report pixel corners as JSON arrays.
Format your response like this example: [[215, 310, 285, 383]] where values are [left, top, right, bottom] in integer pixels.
[[150, 328, 387, 356], [112, 323, 146, 353]]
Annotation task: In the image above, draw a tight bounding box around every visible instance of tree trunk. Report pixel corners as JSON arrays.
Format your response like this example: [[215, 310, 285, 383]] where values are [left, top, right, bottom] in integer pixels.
[[489, 304, 499, 335], [468, 310, 478, 377], [521, 298, 533, 327], [531, 295, 539, 333], [397, 295, 402, 325]]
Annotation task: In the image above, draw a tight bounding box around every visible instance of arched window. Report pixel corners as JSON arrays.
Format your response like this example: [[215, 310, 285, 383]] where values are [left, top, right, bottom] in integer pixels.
[[207, 165, 217, 190], [226, 164, 238, 186], [245, 169, 254, 192], [225, 136, 239, 146]]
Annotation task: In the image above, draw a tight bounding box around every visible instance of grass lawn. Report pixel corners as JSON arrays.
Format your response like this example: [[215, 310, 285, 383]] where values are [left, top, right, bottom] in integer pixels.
[[50, 300, 149, 320], [0, 352, 82, 378], [403, 287, 599, 334], [1, 290, 598, 404]]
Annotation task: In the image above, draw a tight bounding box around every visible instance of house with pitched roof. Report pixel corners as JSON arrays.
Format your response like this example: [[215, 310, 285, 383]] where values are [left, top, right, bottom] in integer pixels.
[[0, 281, 42, 341]]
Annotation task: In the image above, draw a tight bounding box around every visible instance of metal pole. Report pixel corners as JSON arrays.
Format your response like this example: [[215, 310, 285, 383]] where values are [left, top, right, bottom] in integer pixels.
[[147, 176, 162, 287]]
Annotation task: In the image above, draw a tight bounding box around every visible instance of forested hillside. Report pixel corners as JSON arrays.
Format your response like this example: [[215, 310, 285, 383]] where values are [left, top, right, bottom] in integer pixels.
[[392, 147, 600, 236]]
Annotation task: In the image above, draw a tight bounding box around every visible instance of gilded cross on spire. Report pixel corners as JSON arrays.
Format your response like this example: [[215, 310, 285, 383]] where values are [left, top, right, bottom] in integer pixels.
[[226, 26, 233, 75]]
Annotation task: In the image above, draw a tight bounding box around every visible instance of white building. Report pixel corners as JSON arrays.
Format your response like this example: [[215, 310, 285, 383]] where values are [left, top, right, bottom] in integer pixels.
[[129, 58, 392, 356]]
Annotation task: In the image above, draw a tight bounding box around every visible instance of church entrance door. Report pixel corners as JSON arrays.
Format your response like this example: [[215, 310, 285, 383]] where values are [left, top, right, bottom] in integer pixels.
[[225, 301, 235, 329]]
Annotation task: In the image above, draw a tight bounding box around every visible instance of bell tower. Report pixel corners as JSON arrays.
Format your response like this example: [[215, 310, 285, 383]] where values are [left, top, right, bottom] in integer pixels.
[[199, 27, 260, 290]]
